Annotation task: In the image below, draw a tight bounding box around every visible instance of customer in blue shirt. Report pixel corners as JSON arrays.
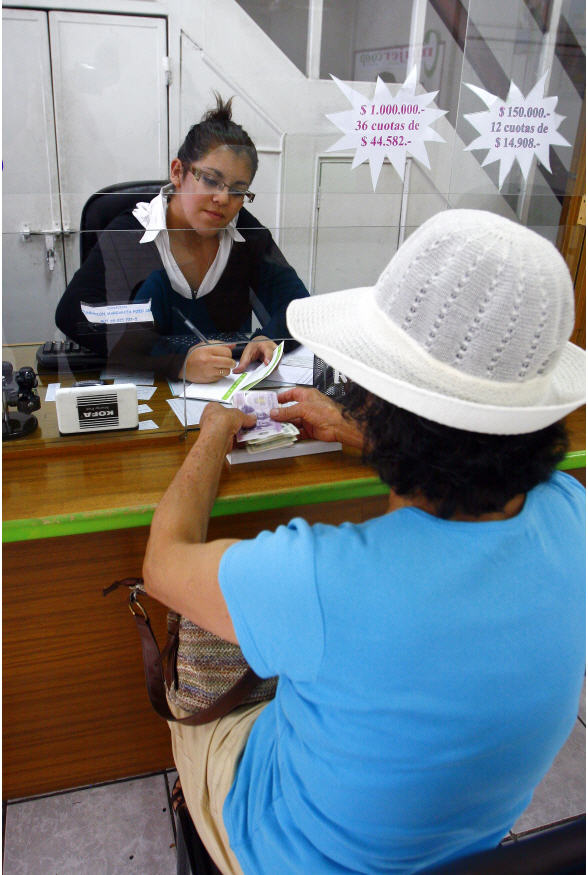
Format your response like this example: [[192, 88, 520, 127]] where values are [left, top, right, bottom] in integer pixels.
[[143, 209, 586, 874]]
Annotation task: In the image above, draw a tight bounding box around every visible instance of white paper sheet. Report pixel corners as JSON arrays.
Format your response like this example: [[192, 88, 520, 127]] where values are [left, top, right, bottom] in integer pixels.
[[258, 345, 314, 386], [103, 371, 154, 385], [166, 397, 224, 427], [44, 383, 60, 402], [281, 346, 314, 368], [136, 385, 157, 401], [167, 380, 184, 397], [259, 364, 313, 386]]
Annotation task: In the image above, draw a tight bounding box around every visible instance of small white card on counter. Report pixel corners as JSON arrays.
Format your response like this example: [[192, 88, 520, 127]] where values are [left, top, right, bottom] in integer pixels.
[[136, 385, 157, 401], [44, 383, 60, 402]]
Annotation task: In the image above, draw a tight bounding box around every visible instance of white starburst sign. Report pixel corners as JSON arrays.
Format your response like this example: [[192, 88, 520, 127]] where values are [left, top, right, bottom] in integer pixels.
[[325, 68, 447, 190], [463, 72, 570, 189]]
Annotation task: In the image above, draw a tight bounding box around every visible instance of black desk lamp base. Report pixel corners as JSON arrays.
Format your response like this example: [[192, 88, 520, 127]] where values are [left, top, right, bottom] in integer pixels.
[[2, 412, 38, 441]]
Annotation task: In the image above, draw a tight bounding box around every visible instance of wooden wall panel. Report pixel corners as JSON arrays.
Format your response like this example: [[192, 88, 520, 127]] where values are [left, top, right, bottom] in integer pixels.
[[2, 495, 388, 800]]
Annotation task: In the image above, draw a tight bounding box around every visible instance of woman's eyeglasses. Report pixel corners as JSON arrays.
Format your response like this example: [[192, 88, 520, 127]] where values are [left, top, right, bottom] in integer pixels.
[[191, 167, 255, 203]]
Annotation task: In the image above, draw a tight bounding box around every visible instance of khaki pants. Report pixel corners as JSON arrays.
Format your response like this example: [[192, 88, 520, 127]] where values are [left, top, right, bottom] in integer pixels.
[[169, 700, 268, 875]]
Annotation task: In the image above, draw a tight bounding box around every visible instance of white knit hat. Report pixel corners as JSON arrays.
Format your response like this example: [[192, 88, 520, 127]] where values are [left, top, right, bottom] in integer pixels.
[[287, 209, 585, 434]]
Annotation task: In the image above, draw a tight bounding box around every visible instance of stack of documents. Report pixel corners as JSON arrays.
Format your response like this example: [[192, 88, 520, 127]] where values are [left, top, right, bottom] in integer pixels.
[[233, 391, 299, 454], [257, 346, 314, 388]]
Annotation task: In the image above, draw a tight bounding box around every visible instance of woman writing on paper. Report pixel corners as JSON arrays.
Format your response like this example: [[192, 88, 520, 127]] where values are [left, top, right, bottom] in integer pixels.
[[55, 94, 309, 381]]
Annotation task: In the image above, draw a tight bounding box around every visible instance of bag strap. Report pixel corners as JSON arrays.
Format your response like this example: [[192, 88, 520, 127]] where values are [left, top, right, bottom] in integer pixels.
[[104, 577, 263, 726]]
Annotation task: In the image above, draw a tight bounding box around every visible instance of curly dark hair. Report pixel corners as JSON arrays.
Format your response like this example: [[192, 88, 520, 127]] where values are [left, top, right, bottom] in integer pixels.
[[340, 383, 569, 519], [177, 92, 258, 179]]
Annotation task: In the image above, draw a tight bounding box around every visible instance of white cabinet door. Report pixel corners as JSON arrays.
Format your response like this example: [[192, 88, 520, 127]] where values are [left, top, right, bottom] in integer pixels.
[[312, 158, 402, 302], [312, 158, 403, 296], [49, 11, 169, 282], [2, 9, 66, 344]]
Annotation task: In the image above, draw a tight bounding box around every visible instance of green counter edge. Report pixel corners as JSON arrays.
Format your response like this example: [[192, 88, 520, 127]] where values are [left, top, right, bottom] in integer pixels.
[[3, 476, 390, 543], [3, 451, 585, 544]]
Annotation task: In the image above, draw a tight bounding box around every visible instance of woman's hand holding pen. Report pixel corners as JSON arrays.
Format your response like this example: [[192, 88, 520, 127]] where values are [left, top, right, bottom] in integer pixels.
[[180, 326, 276, 382], [270, 387, 365, 449], [184, 343, 237, 383]]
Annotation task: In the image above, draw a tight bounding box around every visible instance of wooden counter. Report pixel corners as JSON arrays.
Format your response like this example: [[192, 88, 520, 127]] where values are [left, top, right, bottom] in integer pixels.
[[2, 345, 585, 799], [2, 347, 392, 799]]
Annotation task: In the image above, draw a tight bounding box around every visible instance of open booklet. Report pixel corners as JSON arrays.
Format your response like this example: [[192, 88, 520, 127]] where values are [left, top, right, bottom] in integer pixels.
[[183, 342, 285, 403]]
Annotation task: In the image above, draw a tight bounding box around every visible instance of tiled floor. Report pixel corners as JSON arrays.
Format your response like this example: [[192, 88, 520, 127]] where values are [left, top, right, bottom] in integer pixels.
[[3, 697, 585, 873], [2, 772, 178, 875]]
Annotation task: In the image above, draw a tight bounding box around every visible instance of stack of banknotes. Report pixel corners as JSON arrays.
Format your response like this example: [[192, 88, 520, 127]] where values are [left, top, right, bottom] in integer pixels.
[[232, 390, 299, 454]]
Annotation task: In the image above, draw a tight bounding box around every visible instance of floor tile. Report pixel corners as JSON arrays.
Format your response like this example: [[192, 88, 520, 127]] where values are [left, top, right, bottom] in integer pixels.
[[3, 774, 176, 875], [512, 718, 586, 835]]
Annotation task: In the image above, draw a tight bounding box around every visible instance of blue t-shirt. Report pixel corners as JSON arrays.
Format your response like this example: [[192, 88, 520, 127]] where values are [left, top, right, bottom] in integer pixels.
[[219, 472, 586, 874]]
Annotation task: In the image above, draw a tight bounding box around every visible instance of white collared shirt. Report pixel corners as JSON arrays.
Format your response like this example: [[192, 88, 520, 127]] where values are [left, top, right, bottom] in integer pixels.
[[132, 184, 245, 300]]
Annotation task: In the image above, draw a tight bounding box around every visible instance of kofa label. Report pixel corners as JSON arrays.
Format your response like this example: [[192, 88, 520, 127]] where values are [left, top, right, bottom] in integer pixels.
[[77, 393, 120, 429]]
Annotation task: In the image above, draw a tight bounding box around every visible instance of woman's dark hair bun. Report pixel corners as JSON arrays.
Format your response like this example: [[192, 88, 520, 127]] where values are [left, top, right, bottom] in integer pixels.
[[177, 90, 258, 179], [203, 91, 234, 125]]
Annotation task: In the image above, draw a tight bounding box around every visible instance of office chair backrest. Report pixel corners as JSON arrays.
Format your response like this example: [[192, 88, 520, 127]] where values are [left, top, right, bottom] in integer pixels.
[[79, 180, 168, 263], [421, 814, 585, 874]]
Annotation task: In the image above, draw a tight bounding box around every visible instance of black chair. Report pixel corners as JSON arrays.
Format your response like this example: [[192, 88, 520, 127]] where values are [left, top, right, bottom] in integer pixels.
[[421, 814, 586, 874], [175, 812, 585, 875], [174, 803, 222, 875], [37, 180, 169, 372], [79, 179, 168, 263]]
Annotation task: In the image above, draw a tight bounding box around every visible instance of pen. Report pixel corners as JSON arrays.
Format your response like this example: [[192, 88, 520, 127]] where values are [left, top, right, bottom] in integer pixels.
[[172, 307, 249, 349], [173, 307, 209, 344]]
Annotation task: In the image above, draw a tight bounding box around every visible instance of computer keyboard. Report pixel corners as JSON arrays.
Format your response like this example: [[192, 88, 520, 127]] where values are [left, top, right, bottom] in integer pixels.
[[36, 340, 107, 372], [163, 332, 251, 351], [35, 333, 251, 372]]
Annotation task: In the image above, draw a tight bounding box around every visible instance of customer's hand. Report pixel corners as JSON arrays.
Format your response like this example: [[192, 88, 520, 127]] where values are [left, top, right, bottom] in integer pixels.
[[183, 343, 237, 383], [199, 402, 256, 453], [232, 336, 277, 373], [270, 387, 364, 448]]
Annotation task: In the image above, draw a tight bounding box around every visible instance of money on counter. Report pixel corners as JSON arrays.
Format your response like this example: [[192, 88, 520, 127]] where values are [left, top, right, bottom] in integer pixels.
[[245, 422, 299, 454], [232, 390, 299, 451]]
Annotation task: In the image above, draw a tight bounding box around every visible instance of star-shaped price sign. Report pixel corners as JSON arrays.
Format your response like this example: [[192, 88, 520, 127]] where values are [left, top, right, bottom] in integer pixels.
[[325, 67, 447, 190], [463, 71, 570, 188]]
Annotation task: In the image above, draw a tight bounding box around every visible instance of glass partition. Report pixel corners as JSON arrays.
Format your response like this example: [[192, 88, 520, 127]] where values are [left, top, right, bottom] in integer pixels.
[[2, 0, 585, 447]]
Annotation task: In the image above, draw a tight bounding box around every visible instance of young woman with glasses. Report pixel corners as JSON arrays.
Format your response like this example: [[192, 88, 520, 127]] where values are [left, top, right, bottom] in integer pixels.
[[55, 94, 309, 381]]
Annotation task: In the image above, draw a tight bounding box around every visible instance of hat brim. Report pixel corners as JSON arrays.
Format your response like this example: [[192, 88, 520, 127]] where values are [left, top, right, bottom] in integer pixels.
[[287, 287, 586, 435]]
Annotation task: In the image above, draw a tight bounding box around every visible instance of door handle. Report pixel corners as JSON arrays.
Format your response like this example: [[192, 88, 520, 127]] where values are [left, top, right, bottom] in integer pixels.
[[20, 224, 74, 240], [45, 234, 56, 272], [20, 225, 73, 273]]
